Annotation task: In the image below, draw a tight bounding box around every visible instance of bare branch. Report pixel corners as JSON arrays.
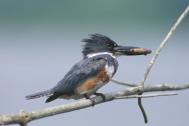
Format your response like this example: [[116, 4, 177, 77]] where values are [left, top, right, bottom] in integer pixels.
[[115, 92, 178, 99], [111, 5, 189, 87], [0, 83, 189, 126], [141, 5, 189, 85], [136, 5, 189, 123]]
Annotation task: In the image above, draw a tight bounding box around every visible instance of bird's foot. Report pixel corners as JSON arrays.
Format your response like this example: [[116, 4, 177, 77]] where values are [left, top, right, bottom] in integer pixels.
[[94, 93, 106, 102], [84, 93, 106, 106], [84, 94, 96, 106]]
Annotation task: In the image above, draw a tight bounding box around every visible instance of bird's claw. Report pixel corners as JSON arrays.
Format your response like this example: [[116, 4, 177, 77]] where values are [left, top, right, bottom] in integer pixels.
[[94, 93, 106, 102]]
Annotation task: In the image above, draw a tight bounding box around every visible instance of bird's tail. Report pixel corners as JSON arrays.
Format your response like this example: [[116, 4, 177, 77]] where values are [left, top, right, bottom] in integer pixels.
[[25, 90, 53, 100]]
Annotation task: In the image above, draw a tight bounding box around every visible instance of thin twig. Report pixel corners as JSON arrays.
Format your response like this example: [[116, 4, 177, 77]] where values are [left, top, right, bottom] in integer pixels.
[[111, 5, 189, 87], [141, 5, 189, 85], [138, 96, 148, 123], [111, 79, 138, 87], [117, 91, 177, 123], [20, 123, 27, 126], [115, 92, 177, 99], [137, 5, 189, 124]]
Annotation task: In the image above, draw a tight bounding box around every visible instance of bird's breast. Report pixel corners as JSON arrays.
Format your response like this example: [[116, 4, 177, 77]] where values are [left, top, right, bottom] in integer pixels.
[[75, 68, 110, 95]]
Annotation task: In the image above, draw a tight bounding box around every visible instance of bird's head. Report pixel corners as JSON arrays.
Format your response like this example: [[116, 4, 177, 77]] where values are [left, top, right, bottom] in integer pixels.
[[82, 34, 152, 58]]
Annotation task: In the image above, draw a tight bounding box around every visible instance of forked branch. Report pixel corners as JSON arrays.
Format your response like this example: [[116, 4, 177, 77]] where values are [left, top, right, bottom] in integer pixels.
[[0, 83, 189, 126]]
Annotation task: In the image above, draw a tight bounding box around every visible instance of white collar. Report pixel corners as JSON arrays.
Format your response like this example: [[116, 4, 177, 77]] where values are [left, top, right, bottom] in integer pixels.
[[87, 52, 116, 58]]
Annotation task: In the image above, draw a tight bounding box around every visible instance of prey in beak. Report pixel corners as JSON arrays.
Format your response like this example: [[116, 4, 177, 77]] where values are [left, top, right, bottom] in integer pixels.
[[115, 46, 152, 56]]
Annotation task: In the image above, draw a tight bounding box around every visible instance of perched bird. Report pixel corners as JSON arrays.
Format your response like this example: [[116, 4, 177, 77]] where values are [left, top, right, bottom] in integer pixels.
[[26, 34, 151, 103]]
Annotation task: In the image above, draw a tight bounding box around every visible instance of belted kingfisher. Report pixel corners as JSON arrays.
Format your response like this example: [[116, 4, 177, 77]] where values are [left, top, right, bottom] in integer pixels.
[[26, 34, 151, 103]]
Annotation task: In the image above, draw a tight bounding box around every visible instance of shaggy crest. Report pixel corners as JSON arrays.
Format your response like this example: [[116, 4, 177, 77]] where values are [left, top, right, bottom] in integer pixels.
[[82, 34, 118, 57]]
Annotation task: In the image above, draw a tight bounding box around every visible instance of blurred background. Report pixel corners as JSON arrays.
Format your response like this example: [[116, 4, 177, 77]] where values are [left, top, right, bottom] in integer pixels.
[[0, 0, 189, 126]]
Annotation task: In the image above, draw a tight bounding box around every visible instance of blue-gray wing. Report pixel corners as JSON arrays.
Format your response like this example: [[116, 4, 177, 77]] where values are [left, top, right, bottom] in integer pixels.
[[52, 57, 107, 94]]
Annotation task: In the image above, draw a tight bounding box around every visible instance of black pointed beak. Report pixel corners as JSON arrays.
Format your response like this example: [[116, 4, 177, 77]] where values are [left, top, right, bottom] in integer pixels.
[[115, 46, 152, 56]]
